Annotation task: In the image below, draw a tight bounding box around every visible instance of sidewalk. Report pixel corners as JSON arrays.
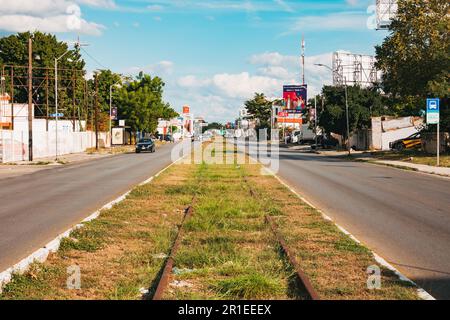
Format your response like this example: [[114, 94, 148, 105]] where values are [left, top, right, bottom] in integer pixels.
[[317, 149, 450, 177]]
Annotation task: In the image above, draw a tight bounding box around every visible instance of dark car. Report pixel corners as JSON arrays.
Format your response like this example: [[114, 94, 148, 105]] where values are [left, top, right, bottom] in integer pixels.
[[389, 132, 421, 152], [135, 138, 155, 153]]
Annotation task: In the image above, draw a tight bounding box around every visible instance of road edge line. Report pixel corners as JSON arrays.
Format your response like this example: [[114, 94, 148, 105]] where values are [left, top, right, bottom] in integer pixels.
[[0, 155, 184, 294], [261, 166, 436, 301]]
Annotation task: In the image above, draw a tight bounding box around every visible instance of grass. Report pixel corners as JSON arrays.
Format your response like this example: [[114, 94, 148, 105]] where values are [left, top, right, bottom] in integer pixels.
[[213, 274, 282, 299], [0, 141, 422, 300], [0, 163, 194, 300], [369, 149, 450, 167]]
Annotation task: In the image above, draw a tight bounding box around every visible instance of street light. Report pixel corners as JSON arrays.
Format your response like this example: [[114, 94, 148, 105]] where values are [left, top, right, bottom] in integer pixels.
[[109, 82, 122, 147], [54, 51, 72, 160], [314, 63, 351, 155]]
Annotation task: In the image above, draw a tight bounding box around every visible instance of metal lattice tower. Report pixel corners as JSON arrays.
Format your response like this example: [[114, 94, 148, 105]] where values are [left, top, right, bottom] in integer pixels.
[[376, 0, 398, 30], [332, 52, 379, 87]]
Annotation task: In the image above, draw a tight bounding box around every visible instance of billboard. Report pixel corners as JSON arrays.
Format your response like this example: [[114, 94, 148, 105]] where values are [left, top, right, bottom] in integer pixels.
[[332, 52, 379, 87], [112, 127, 124, 145], [283, 85, 307, 111], [183, 106, 190, 114], [376, 0, 398, 30]]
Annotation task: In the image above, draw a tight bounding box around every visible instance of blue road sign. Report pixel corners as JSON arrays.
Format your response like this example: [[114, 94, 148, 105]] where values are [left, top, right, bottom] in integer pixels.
[[50, 113, 64, 118], [426, 99, 440, 124]]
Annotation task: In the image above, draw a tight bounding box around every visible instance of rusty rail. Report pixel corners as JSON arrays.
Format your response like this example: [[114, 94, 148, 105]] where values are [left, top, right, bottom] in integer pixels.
[[244, 175, 320, 300], [152, 197, 196, 300]]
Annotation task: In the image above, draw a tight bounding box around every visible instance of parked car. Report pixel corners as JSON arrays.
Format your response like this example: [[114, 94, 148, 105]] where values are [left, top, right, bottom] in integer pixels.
[[135, 138, 155, 153], [389, 132, 421, 152]]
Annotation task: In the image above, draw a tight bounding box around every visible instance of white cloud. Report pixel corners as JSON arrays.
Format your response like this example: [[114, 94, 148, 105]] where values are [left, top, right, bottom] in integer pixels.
[[212, 72, 286, 99], [168, 51, 334, 122], [146, 4, 164, 12], [346, 0, 359, 6], [127, 60, 174, 76], [0, 0, 105, 35], [178, 75, 211, 87], [287, 12, 370, 33], [76, 0, 116, 8]]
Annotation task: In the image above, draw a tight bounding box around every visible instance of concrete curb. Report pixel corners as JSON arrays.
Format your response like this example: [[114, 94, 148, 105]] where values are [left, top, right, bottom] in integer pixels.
[[0, 156, 184, 294], [261, 166, 436, 301]]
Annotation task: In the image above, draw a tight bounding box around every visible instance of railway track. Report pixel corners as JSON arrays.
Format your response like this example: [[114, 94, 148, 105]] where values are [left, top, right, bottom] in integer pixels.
[[151, 171, 319, 300], [152, 196, 196, 300], [243, 176, 320, 300]]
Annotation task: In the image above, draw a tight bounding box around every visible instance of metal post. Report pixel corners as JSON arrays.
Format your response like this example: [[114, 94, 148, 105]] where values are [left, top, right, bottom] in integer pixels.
[[344, 79, 350, 155], [314, 95, 318, 148], [94, 74, 99, 150], [437, 121, 440, 167], [301, 35, 305, 85], [109, 85, 112, 148], [10, 68, 14, 130], [72, 72, 76, 131], [45, 69, 49, 131], [28, 38, 33, 161], [55, 58, 59, 160]]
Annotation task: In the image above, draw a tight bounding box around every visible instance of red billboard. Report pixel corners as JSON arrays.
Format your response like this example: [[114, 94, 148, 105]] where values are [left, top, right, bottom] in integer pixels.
[[283, 85, 307, 110]]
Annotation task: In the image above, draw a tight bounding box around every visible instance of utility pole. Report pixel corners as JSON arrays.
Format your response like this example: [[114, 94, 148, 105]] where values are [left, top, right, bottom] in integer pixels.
[[314, 95, 318, 148], [28, 37, 33, 161], [94, 73, 99, 150]]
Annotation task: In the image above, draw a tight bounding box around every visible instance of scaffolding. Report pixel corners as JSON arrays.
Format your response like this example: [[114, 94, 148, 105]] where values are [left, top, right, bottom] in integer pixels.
[[332, 52, 379, 88], [376, 0, 398, 30], [0, 64, 93, 132]]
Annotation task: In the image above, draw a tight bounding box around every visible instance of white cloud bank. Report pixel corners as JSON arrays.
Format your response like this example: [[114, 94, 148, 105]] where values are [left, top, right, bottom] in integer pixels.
[[0, 0, 106, 35], [167, 51, 334, 122]]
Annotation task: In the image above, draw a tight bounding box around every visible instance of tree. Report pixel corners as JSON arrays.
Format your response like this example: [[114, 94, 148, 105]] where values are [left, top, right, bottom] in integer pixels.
[[244, 93, 272, 129], [0, 31, 86, 121], [375, 0, 449, 130], [116, 72, 177, 133], [318, 85, 385, 139], [204, 122, 223, 132]]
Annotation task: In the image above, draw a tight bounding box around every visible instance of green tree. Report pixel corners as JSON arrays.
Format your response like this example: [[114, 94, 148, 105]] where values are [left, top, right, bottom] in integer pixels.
[[318, 85, 385, 139], [204, 122, 223, 132], [116, 72, 177, 133], [0, 31, 86, 120], [375, 0, 449, 130], [244, 93, 272, 129]]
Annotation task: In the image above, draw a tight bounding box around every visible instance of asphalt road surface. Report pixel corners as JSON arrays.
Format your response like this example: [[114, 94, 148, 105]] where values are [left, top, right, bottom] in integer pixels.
[[277, 147, 450, 300], [0, 143, 180, 273]]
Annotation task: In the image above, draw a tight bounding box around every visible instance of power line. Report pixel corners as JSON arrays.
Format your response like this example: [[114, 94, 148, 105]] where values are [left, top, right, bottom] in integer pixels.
[[80, 47, 108, 70]]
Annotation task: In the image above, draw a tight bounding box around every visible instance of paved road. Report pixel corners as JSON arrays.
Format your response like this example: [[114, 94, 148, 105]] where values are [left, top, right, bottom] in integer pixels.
[[0, 143, 179, 273], [277, 147, 450, 300]]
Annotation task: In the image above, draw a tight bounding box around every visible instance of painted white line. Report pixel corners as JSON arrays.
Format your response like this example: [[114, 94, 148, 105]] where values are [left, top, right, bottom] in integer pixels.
[[0, 154, 185, 294], [262, 166, 436, 300]]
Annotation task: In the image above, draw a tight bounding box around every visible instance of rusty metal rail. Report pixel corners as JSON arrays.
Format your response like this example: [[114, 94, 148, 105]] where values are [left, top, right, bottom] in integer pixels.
[[243, 175, 320, 300], [152, 197, 196, 300]]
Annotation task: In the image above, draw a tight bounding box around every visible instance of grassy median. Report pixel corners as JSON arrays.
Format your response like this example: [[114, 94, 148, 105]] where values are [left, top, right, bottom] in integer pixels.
[[0, 143, 420, 300]]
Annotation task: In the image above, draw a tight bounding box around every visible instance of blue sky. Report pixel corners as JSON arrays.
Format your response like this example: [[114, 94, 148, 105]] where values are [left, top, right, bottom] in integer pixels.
[[0, 0, 388, 122]]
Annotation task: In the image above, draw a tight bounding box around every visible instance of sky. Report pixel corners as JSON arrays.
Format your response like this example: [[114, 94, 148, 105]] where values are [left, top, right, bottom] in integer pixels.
[[0, 0, 388, 123]]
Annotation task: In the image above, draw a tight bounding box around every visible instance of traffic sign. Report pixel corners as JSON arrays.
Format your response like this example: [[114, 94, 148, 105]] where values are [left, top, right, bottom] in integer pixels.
[[426, 98, 440, 124], [50, 113, 64, 118]]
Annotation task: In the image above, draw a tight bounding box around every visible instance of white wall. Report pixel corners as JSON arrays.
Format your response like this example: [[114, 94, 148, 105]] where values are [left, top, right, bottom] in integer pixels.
[[371, 116, 423, 151], [1, 118, 110, 162]]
